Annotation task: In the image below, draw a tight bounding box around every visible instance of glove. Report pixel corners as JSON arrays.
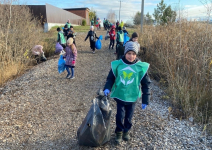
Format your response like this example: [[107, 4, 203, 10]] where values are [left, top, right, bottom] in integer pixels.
[[104, 89, 110, 96], [142, 104, 147, 110], [72, 60, 75, 65]]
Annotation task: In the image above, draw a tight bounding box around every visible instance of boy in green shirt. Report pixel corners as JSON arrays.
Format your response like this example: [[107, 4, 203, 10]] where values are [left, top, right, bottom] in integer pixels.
[[104, 41, 151, 145], [57, 27, 66, 48]]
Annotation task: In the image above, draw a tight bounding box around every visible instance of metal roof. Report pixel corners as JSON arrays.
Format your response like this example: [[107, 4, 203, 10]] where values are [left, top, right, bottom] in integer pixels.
[[63, 7, 90, 11]]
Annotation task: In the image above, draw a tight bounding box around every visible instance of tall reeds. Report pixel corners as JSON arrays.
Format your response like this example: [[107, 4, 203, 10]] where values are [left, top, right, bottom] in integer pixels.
[[140, 22, 212, 128]]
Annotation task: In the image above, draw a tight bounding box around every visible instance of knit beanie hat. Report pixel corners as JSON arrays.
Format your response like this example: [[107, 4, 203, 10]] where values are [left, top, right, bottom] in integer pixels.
[[124, 41, 139, 55], [67, 38, 73, 45], [57, 27, 61, 31], [132, 32, 139, 39]]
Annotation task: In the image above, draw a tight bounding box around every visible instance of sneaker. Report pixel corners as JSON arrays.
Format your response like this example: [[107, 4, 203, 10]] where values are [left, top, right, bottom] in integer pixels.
[[92, 51, 95, 54], [70, 76, 75, 79], [66, 74, 71, 79]]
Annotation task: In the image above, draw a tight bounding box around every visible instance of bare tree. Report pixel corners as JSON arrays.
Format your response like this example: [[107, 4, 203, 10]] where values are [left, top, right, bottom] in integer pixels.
[[106, 9, 116, 23], [200, 0, 212, 22]]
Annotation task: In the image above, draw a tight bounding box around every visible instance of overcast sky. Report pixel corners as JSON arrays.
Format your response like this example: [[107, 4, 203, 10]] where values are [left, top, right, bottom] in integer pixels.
[[19, 0, 211, 22]]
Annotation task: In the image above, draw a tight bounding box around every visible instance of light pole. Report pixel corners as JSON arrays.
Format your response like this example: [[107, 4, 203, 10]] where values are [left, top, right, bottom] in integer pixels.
[[119, 0, 123, 22], [141, 0, 144, 33]]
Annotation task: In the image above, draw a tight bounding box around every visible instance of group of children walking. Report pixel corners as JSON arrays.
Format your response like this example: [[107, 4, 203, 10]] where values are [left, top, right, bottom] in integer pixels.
[[56, 19, 151, 146]]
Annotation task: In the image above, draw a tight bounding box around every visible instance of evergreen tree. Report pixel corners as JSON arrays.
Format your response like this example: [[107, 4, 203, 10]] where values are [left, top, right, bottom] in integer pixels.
[[153, 0, 176, 25]]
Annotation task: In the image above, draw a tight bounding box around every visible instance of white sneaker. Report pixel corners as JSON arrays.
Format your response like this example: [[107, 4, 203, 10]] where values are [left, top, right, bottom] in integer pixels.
[[92, 51, 95, 54], [70, 77, 75, 79]]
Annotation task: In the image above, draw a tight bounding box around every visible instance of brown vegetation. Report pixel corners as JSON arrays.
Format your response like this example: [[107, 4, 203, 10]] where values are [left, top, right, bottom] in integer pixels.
[[0, 2, 55, 86], [139, 22, 212, 130]]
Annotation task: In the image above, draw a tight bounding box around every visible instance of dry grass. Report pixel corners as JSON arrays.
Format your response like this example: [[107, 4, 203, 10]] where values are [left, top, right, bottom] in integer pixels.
[[0, 2, 51, 86], [139, 22, 212, 130]]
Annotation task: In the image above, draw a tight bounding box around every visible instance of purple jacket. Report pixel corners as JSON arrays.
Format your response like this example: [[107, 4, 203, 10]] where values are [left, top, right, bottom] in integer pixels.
[[63, 44, 77, 66]]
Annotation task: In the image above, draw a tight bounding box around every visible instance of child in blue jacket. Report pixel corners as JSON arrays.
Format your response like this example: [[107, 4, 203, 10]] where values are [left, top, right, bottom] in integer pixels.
[[103, 41, 151, 145]]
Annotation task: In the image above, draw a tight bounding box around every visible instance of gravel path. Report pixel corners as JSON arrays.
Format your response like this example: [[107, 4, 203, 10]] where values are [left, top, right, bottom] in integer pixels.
[[0, 30, 211, 150]]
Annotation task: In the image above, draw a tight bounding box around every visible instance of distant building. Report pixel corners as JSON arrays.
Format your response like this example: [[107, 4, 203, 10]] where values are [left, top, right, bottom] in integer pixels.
[[27, 3, 90, 32], [64, 8, 90, 26]]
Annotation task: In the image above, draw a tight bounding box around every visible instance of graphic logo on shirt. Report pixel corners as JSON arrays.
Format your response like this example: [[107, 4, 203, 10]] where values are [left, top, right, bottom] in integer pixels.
[[120, 66, 136, 86], [91, 36, 94, 41]]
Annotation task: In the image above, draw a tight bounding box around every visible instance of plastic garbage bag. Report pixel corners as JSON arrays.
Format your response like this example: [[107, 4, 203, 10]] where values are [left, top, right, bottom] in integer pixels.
[[77, 89, 112, 147], [55, 42, 63, 54], [105, 31, 110, 40], [58, 55, 66, 74], [95, 35, 103, 50], [124, 32, 130, 45]]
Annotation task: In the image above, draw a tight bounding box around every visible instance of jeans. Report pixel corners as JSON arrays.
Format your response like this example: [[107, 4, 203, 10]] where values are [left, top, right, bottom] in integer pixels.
[[65, 65, 74, 77], [115, 102, 136, 133]]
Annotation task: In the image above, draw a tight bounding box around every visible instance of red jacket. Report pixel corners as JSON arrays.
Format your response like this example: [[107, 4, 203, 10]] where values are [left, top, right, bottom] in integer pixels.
[[109, 29, 116, 40]]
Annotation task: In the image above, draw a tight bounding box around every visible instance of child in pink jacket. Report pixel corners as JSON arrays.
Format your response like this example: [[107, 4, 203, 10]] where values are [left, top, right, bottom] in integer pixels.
[[63, 38, 77, 79]]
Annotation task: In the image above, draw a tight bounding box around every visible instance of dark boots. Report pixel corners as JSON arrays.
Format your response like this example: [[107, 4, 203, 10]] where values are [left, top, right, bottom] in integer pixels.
[[115, 131, 130, 144], [123, 132, 130, 141], [115, 132, 123, 144]]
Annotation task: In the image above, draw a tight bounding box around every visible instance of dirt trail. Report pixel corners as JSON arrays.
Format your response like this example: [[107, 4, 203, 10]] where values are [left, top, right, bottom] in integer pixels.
[[0, 30, 211, 150]]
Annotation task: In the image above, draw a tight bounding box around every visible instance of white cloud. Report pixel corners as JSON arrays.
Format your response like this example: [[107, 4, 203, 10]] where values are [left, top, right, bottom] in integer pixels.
[[185, 5, 198, 8], [183, 4, 211, 20]]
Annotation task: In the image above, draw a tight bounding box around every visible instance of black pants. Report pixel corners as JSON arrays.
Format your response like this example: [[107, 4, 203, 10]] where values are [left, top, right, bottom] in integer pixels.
[[116, 42, 123, 53], [90, 41, 96, 51], [109, 39, 115, 49], [115, 102, 136, 133]]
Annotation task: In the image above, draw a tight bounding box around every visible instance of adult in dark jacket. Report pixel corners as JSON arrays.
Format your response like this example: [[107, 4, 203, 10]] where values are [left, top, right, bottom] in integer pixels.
[[103, 41, 151, 144], [116, 20, 120, 31], [85, 26, 99, 54]]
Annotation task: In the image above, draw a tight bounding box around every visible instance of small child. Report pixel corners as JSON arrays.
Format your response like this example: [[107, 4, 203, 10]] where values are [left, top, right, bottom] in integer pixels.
[[129, 32, 140, 52], [123, 27, 128, 35], [115, 26, 124, 55], [109, 25, 116, 49], [85, 26, 99, 54], [63, 38, 77, 79], [67, 26, 76, 46], [63, 25, 69, 37], [103, 41, 151, 145], [57, 27, 66, 49]]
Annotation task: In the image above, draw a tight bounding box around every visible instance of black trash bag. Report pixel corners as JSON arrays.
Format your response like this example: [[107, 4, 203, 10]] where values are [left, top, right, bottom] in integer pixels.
[[77, 90, 112, 147]]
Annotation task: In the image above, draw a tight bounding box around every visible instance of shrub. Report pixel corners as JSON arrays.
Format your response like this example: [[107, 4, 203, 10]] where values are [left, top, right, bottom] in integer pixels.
[[82, 19, 86, 26], [0, 3, 43, 86], [139, 22, 212, 128]]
